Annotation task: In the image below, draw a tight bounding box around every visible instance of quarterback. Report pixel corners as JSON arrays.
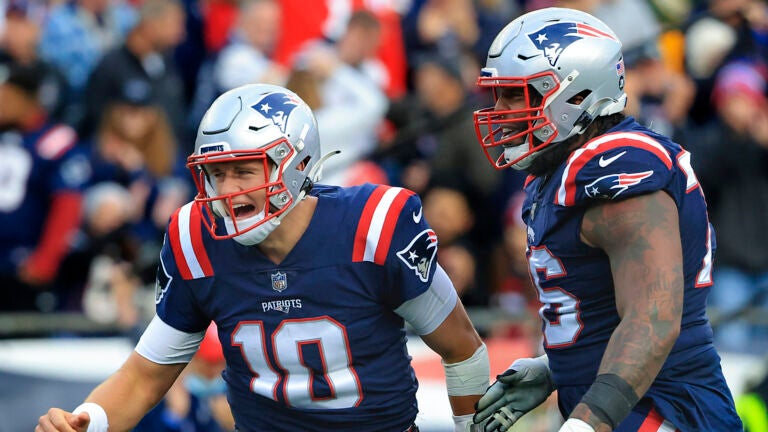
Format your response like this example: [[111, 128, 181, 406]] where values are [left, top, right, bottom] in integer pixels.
[[37, 84, 489, 432]]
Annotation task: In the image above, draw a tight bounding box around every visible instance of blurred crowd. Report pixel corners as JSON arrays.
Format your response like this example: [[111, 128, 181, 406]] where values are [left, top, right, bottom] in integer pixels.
[[1, 0, 768, 359]]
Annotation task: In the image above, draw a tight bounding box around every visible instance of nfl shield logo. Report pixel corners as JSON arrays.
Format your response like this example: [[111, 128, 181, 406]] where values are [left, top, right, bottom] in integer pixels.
[[271, 271, 287, 292]]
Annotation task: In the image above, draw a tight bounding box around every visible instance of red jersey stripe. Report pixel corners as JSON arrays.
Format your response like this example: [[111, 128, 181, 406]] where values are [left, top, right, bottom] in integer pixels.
[[168, 207, 193, 280], [373, 188, 413, 264], [188, 204, 214, 277], [353, 186, 388, 262], [557, 132, 673, 206]]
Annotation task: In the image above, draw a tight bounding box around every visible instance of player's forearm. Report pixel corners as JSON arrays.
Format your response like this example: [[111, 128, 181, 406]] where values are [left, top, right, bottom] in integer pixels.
[[577, 192, 683, 429], [83, 352, 185, 431], [449, 394, 482, 416], [599, 312, 679, 398], [569, 315, 679, 431]]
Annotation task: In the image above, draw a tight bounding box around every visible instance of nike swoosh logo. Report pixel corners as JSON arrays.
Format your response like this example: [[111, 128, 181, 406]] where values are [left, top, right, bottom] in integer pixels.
[[598, 151, 627, 167], [412, 207, 423, 224]]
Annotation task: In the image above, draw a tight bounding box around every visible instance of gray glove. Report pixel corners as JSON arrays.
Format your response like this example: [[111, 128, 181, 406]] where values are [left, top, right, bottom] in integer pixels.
[[472, 355, 555, 432]]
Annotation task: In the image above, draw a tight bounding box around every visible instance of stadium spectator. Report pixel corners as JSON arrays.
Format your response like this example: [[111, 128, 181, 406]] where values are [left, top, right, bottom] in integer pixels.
[[285, 30, 388, 186], [686, 60, 768, 354], [82, 0, 188, 152], [69, 182, 151, 331], [212, 0, 285, 91], [89, 79, 187, 234], [0, 0, 67, 121], [402, 0, 479, 64], [38, 0, 137, 127]]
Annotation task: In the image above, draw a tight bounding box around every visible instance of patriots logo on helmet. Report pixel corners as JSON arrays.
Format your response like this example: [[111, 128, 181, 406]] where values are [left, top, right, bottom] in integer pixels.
[[528, 22, 617, 66], [397, 229, 438, 283], [585, 170, 654, 199], [252, 93, 300, 133]]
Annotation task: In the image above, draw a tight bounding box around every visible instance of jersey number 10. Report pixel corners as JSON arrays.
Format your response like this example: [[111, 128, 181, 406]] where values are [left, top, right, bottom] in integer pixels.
[[233, 317, 363, 409]]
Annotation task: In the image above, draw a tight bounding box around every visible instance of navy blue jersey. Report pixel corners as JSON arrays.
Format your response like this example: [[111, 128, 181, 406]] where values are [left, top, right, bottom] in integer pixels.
[[0, 125, 89, 274], [154, 184, 440, 431], [522, 117, 740, 430]]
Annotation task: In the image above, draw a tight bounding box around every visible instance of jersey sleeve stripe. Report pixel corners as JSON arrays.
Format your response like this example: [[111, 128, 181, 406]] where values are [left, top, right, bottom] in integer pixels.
[[524, 174, 535, 188], [168, 207, 193, 280], [556, 132, 673, 206], [373, 188, 414, 264], [364, 187, 408, 263], [352, 185, 388, 262], [188, 204, 214, 277], [36, 125, 77, 160], [170, 203, 214, 280]]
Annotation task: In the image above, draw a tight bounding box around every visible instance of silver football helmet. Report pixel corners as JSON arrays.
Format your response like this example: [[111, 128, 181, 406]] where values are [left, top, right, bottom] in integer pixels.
[[188, 84, 322, 245], [474, 7, 627, 170]]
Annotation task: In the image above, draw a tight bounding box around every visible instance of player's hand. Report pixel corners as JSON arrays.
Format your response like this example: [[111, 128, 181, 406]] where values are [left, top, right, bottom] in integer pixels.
[[36, 408, 90, 431], [472, 356, 555, 431]]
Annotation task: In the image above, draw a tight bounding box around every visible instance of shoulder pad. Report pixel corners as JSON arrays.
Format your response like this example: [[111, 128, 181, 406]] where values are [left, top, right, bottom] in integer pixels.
[[556, 131, 674, 206], [352, 184, 416, 265], [167, 202, 214, 280]]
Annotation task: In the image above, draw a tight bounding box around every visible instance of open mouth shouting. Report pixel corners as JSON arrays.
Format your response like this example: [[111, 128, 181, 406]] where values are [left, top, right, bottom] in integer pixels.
[[231, 203, 258, 219], [501, 126, 527, 146]]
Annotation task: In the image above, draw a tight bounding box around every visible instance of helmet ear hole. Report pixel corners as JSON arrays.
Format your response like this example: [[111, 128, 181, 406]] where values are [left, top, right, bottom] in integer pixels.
[[296, 155, 312, 172], [567, 90, 592, 105]]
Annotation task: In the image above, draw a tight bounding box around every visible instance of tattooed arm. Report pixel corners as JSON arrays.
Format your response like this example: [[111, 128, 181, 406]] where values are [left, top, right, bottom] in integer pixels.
[[571, 190, 684, 431]]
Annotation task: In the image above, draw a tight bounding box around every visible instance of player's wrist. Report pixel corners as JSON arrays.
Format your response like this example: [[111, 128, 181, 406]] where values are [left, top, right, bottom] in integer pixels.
[[443, 343, 490, 396], [559, 418, 595, 432], [453, 413, 474, 432], [580, 373, 639, 429], [72, 402, 109, 432]]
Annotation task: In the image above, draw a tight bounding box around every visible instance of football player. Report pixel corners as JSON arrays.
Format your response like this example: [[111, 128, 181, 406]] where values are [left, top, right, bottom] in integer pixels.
[[469, 7, 742, 432], [36, 84, 489, 432], [0, 61, 90, 311]]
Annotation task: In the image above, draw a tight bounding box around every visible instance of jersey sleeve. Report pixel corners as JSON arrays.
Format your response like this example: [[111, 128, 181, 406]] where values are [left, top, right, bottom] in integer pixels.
[[383, 191, 439, 306], [348, 184, 439, 307], [40, 126, 91, 194], [555, 131, 675, 207], [154, 203, 214, 333]]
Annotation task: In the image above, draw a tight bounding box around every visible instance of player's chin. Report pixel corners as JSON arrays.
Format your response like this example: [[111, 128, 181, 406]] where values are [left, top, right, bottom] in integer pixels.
[[502, 137, 527, 148]]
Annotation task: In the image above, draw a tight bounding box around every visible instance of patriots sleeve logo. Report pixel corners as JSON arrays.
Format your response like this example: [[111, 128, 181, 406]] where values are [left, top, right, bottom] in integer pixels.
[[584, 170, 653, 199], [155, 255, 173, 304], [396, 229, 438, 283]]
